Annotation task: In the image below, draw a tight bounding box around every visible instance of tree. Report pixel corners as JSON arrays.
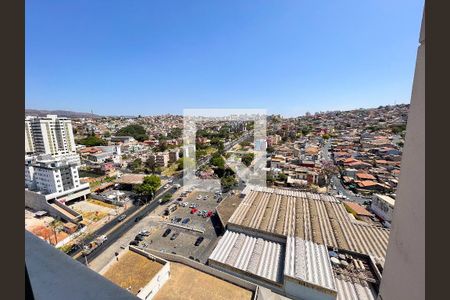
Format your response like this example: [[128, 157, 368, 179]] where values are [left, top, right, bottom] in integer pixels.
[[115, 124, 148, 142], [167, 128, 183, 139], [241, 153, 255, 167], [278, 173, 288, 182], [266, 146, 275, 154], [221, 175, 237, 191], [210, 153, 225, 169], [156, 141, 169, 152], [239, 141, 251, 148], [160, 193, 172, 204], [133, 175, 161, 201], [77, 135, 107, 146], [129, 158, 142, 171], [176, 157, 195, 171]]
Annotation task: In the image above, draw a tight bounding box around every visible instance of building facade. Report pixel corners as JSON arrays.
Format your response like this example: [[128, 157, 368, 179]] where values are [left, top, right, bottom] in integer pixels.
[[25, 154, 82, 194], [25, 115, 76, 156]]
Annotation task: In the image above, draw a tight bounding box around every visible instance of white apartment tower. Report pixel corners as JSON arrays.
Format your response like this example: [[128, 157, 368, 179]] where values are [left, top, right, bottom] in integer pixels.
[[25, 115, 76, 156], [25, 154, 82, 195], [25, 117, 35, 154]]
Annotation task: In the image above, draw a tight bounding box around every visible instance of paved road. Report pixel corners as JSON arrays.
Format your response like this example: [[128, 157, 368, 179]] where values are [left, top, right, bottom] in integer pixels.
[[73, 132, 250, 264], [74, 184, 179, 264], [321, 139, 370, 205]]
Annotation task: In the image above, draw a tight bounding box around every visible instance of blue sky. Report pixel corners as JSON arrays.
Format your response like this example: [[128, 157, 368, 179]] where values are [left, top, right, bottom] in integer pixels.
[[26, 1, 423, 117]]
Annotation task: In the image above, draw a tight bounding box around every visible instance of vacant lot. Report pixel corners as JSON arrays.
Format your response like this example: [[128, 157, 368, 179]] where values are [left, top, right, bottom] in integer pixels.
[[69, 199, 116, 222], [25, 209, 69, 245], [102, 251, 163, 295], [153, 262, 253, 300]]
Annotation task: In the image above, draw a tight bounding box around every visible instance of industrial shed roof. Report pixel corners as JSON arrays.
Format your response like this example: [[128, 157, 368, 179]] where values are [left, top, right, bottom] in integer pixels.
[[208, 231, 284, 283], [284, 237, 336, 292], [229, 186, 390, 265]]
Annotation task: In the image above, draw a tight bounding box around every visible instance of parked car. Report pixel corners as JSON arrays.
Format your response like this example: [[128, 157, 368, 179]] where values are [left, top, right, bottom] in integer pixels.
[[191, 208, 198, 214], [66, 244, 81, 256], [170, 232, 179, 240], [139, 230, 150, 236], [129, 240, 139, 246], [118, 214, 127, 222], [162, 228, 172, 237], [194, 236, 204, 246], [135, 234, 144, 241], [181, 218, 190, 224], [135, 216, 143, 222]]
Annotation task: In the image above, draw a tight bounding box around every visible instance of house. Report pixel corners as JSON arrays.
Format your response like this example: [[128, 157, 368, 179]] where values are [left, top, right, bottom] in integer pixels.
[[343, 201, 373, 222], [356, 172, 377, 181], [371, 194, 395, 223]]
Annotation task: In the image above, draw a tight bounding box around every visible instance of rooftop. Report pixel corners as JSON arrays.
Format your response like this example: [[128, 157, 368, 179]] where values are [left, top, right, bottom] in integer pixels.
[[117, 173, 146, 185], [209, 231, 285, 283], [373, 194, 396, 207], [343, 201, 373, 217], [231, 186, 390, 265]]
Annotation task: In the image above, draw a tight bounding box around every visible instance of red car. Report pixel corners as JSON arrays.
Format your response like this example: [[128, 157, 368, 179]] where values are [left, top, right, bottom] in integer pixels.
[[191, 208, 198, 214], [206, 211, 213, 217]]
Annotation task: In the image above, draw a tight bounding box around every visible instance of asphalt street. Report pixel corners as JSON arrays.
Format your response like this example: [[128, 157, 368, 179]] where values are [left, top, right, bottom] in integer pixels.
[[321, 139, 370, 205], [72, 132, 250, 264]]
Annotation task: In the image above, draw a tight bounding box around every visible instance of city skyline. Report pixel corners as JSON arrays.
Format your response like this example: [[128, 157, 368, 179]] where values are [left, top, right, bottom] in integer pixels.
[[26, 1, 422, 117]]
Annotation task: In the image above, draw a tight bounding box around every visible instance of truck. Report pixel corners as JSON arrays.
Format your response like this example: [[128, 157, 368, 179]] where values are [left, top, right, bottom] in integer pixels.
[[82, 235, 107, 256], [164, 203, 178, 216]]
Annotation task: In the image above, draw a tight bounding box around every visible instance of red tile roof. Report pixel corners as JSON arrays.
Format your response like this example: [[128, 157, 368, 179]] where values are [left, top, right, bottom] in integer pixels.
[[343, 201, 373, 217]]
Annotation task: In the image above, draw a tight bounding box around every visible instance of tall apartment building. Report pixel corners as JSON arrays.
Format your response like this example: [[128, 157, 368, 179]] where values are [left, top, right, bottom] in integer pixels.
[[25, 115, 76, 156], [25, 154, 82, 195]]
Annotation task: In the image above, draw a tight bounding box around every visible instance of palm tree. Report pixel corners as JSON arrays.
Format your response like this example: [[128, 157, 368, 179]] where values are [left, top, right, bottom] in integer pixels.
[[49, 219, 64, 245]]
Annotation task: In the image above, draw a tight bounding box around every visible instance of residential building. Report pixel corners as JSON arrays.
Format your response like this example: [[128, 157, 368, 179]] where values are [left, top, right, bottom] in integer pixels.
[[25, 115, 76, 156], [168, 149, 179, 163], [148, 153, 169, 168], [25, 154, 82, 194], [371, 194, 395, 223]]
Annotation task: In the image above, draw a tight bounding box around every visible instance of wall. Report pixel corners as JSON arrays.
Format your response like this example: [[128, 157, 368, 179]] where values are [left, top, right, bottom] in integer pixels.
[[284, 278, 336, 300], [377, 11, 425, 300], [25, 190, 81, 223], [143, 248, 259, 292]]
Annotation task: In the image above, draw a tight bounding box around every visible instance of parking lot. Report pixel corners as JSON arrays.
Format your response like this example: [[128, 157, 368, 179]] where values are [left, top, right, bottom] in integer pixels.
[[140, 190, 223, 262]]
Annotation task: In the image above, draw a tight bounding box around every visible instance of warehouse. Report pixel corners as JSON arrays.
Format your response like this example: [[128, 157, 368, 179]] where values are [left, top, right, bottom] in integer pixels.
[[228, 186, 390, 265], [208, 231, 381, 300]]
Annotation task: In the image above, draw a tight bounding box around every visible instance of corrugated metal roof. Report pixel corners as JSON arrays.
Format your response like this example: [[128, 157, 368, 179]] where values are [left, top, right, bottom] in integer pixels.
[[230, 186, 390, 264], [335, 277, 376, 300], [285, 237, 336, 292], [209, 231, 284, 283]]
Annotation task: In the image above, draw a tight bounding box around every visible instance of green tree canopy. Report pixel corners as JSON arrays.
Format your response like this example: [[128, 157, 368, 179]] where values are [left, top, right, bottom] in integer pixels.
[[241, 153, 255, 167], [221, 175, 237, 190], [129, 158, 142, 171], [77, 135, 108, 146], [176, 157, 195, 171], [115, 124, 148, 142], [210, 153, 225, 169], [134, 175, 161, 199]]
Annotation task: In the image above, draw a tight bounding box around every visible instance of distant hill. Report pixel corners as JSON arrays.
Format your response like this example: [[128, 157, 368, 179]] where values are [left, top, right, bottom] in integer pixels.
[[25, 109, 101, 119]]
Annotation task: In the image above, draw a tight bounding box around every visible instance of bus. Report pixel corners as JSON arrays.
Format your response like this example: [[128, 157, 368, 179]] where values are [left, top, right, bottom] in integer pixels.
[[164, 203, 178, 216]]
